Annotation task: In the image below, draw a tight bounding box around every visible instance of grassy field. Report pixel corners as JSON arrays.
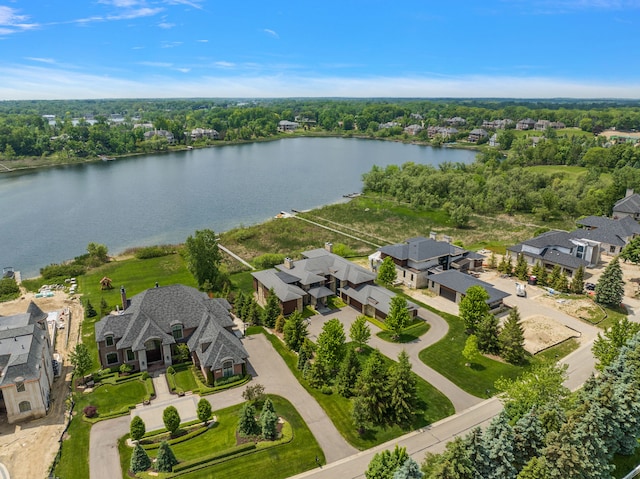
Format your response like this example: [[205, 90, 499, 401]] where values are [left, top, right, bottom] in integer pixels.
[[260, 328, 454, 450], [54, 378, 149, 478], [376, 319, 430, 343], [118, 395, 324, 479], [77, 253, 197, 367]]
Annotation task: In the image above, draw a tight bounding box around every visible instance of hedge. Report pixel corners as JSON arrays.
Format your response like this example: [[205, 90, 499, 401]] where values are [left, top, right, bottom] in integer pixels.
[[172, 443, 257, 473], [143, 419, 202, 438], [142, 425, 209, 450]]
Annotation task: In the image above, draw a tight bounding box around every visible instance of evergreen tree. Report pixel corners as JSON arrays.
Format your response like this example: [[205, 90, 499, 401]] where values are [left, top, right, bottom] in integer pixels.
[[482, 412, 517, 479], [537, 264, 548, 287], [130, 444, 151, 473], [530, 262, 544, 285], [365, 445, 409, 479], [163, 406, 181, 436], [514, 254, 529, 281], [197, 398, 212, 425], [466, 427, 490, 478], [234, 291, 246, 319], [476, 313, 500, 354], [261, 402, 278, 440], [385, 296, 411, 340], [263, 288, 280, 328], [489, 251, 497, 269], [275, 313, 285, 333], [504, 255, 513, 275], [513, 409, 546, 471], [100, 297, 110, 317], [377, 256, 398, 285], [238, 402, 260, 436], [548, 265, 562, 291], [595, 256, 625, 307], [459, 286, 490, 333], [315, 318, 346, 373], [393, 457, 423, 479], [570, 265, 585, 294], [130, 416, 146, 442], [306, 359, 329, 388], [85, 300, 97, 318], [247, 298, 261, 325], [351, 395, 370, 435], [499, 307, 526, 364], [387, 350, 417, 425], [355, 349, 389, 425], [553, 271, 569, 293], [283, 310, 308, 352], [516, 457, 549, 479], [335, 347, 361, 397], [350, 315, 371, 352], [498, 254, 508, 274], [421, 436, 476, 479], [156, 441, 178, 472]]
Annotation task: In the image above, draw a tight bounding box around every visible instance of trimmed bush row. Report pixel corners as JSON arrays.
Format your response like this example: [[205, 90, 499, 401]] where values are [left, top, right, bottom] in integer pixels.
[[143, 419, 202, 438], [172, 443, 257, 473], [142, 425, 209, 450]]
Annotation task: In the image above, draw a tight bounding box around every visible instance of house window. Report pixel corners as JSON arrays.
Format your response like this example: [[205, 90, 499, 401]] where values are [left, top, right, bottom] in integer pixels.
[[172, 324, 183, 340], [126, 349, 135, 361], [610, 245, 616, 253], [16, 381, 25, 393], [105, 335, 114, 347], [222, 360, 233, 378], [19, 401, 31, 413], [106, 352, 119, 365]]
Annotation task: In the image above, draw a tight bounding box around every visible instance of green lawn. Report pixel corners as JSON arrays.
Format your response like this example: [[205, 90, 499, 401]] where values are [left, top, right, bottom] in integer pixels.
[[173, 367, 199, 394], [259, 329, 454, 450], [418, 304, 580, 398], [377, 319, 430, 343], [118, 395, 324, 479], [612, 443, 640, 478], [54, 378, 149, 478]]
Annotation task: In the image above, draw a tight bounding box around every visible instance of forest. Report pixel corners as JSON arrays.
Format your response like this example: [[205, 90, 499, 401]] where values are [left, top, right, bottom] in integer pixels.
[[2, 98, 640, 161]]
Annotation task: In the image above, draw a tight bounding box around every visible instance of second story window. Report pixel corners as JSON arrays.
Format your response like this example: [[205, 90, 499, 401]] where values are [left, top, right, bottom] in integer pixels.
[[172, 324, 183, 340], [105, 335, 114, 347]]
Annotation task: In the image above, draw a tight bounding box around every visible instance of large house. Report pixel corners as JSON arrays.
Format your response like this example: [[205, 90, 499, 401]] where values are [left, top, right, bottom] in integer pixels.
[[252, 244, 418, 321], [508, 230, 598, 276], [95, 285, 248, 383], [575, 215, 640, 256], [426, 270, 509, 309], [613, 189, 640, 221], [0, 302, 55, 424], [372, 236, 484, 289]]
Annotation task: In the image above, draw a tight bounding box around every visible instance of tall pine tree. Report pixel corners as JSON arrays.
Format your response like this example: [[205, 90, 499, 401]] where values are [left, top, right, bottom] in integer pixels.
[[595, 256, 625, 307], [355, 349, 389, 425], [387, 350, 416, 425], [499, 307, 526, 364]]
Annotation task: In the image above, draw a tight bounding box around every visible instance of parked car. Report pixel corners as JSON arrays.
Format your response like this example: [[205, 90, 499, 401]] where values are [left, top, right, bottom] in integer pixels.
[[585, 282, 596, 291], [515, 282, 526, 297]]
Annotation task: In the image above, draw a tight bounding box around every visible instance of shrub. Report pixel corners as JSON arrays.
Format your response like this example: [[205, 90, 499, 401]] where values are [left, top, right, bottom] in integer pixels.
[[197, 398, 212, 425], [130, 416, 146, 441], [83, 405, 98, 418], [40, 263, 86, 280], [163, 406, 181, 436], [215, 374, 242, 386], [141, 372, 150, 380], [119, 363, 133, 375], [166, 366, 175, 375], [252, 253, 286, 270], [134, 245, 175, 259], [242, 383, 265, 403], [321, 385, 333, 395]]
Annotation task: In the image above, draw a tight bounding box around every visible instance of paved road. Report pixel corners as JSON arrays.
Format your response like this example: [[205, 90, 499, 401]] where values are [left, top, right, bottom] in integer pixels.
[[89, 335, 356, 478], [307, 307, 482, 412]]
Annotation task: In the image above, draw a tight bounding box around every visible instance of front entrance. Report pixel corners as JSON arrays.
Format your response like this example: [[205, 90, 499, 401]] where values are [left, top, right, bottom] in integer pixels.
[[144, 339, 163, 363]]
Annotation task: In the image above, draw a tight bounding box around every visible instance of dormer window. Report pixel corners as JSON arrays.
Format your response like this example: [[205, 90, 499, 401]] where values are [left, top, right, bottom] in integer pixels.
[[172, 324, 183, 340], [105, 335, 114, 347], [16, 381, 25, 393]]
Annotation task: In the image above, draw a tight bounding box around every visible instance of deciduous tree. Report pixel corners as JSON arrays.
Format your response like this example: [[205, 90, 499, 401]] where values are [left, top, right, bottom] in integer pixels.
[[592, 316, 640, 371], [459, 286, 489, 333], [385, 296, 411, 340], [621, 236, 640, 264], [69, 343, 93, 384], [349, 315, 371, 352], [130, 416, 146, 442], [283, 310, 308, 352], [315, 318, 346, 373], [184, 229, 225, 291], [378, 256, 397, 285], [197, 398, 212, 425], [366, 445, 409, 479], [462, 334, 480, 366]]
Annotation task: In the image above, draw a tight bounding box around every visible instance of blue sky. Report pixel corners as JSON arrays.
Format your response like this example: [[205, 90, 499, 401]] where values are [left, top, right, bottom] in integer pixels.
[[1, 0, 640, 99]]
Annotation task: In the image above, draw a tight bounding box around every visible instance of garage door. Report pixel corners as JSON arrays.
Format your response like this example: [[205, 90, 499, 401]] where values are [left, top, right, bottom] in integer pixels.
[[440, 286, 457, 302]]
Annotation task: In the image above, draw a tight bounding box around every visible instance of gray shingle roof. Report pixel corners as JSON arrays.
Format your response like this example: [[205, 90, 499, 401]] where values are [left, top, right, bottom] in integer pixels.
[[575, 216, 640, 246], [613, 193, 640, 214], [339, 284, 418, 316], [379, 237, 461, 263], [251, 269, 306, 302], [95, 285, 246, 364], [0, 302, 50, 385], [428, 270, 509, 305]]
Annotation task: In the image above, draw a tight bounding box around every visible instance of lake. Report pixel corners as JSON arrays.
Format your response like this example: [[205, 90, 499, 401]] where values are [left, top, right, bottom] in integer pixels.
[[0, 137, 477, 277]]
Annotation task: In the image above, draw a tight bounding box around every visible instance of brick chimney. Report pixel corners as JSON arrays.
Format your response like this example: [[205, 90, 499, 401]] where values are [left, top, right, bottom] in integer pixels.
[[324, 242, 333, 253], [626, 188, 635, 198], [120, 286, 128, 310], [283, 257, 294, 269]]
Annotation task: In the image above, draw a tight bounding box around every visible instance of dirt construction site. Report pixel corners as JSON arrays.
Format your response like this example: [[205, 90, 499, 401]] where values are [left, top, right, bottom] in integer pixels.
[[0, 289, 83, 479]]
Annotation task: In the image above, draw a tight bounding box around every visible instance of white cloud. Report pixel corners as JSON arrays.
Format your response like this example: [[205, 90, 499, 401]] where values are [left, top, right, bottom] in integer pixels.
[[196, 39, 208, 43], [263, 29, 279, 39], [158, 21, 175, 28], [214, 61, 235, 68], [0, 6, 39, 35], [139, 61, 173, 67], [161, 41, 183, 48], [25, 57, 56, 64], [2, 63, 640, 100], [166, 0, 204, 9]]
